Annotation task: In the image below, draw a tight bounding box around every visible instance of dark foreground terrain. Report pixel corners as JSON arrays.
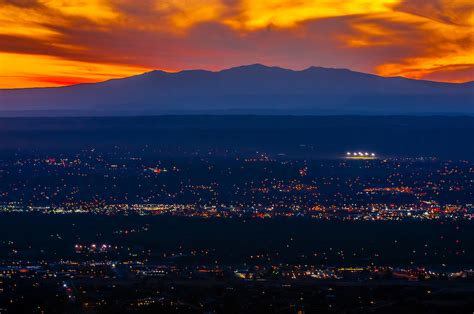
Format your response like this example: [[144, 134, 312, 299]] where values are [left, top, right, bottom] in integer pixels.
[[1, 115, 474, 160], [0, 215, 473, 313], [0, 116, 473, 313]]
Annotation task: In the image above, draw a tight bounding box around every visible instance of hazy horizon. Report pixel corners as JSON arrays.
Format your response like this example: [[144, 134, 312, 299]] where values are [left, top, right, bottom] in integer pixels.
[[2, 63, 474, 91]]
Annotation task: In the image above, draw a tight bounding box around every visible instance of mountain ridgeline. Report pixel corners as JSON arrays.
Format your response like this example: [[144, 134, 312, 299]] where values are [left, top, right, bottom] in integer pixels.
[[0, 64, 472, 116]]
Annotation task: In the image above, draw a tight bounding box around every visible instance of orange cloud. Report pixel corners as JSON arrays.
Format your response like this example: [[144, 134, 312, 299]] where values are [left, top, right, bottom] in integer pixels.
[[154, 0, 227, 31], [0, 0, 472, 88], [0, 52, 148, 88], [225, 0, 400, 30], [39, 0, 120, 22]]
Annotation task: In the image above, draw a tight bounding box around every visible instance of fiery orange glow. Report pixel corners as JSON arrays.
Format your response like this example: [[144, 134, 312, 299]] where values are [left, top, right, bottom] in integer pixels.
[[0, 0, 472, 88], [225, 0, 400, 30], [0, 52, 149, 88]]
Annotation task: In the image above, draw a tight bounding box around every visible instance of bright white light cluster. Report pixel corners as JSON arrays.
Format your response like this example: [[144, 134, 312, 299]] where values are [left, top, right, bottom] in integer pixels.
[[346, 152, 376, 157]]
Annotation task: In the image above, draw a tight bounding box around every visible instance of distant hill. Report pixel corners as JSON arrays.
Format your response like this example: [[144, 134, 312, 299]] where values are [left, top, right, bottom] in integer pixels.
[[0, 64, 472, 116]]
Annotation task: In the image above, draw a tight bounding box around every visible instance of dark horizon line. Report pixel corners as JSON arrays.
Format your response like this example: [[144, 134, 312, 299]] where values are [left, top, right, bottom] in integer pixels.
[[2, 63, 473, 91], [0, 111, 473, 119]]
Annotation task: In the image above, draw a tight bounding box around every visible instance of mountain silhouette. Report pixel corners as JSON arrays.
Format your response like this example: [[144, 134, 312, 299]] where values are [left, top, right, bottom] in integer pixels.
[[0, 64, 472, 116]]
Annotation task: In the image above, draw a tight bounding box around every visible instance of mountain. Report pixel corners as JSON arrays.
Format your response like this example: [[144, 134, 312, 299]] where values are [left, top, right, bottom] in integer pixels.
[[0, 64, 472, 116]]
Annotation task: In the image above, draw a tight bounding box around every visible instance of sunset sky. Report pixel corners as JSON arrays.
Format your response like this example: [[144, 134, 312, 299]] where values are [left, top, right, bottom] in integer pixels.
[[0, 0, 473, 88]]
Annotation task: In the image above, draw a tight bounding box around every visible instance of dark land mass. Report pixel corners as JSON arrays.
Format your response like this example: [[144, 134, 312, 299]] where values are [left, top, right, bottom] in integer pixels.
[[1, 214, 473, 268], [0, 65, 472, 115], [1, 115, 474, 313], [0, 115, 473, 160], [1, 215, 474, 314]]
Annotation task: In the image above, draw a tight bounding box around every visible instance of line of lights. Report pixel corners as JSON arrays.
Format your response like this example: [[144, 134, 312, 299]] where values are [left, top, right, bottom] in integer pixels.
[[346, 152, 376, 157]]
